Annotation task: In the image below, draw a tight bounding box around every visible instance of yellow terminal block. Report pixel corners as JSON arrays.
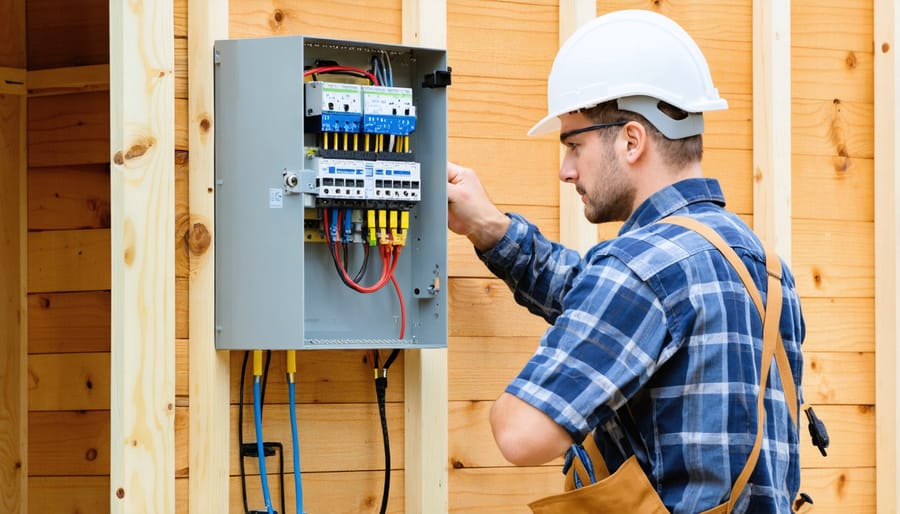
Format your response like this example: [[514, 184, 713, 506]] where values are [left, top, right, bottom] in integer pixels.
[[378, 209, 389, 245], [390, 210, 400, 245], [398, 210, 410, 246], [367, 209, 377, 246]]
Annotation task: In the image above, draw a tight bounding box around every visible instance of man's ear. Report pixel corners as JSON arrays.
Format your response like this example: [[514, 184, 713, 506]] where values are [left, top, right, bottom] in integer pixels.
[[623, 120, 647, 164]]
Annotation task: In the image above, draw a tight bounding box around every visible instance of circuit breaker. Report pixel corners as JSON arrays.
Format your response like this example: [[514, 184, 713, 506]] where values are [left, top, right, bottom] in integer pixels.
[[213, 35, 450, 350]]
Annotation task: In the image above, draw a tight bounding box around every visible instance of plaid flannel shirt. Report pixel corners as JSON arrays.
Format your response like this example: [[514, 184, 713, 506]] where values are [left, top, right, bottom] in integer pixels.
[[479, 178, 805, 513]]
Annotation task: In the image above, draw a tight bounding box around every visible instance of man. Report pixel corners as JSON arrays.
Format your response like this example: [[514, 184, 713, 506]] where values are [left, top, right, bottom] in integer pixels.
[[447, 10, 805, 513]]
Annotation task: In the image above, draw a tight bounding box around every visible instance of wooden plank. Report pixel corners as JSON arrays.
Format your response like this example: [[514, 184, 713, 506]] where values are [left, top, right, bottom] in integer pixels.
[[449, 465, 560, 513], [558, 0, 596, 255], [110, 0, 176, 511], [224, 471, 405, 514], [175, 38, 187, 100], [873, 1, 899, 512], [27, 91, 109, 167], [792, 154, 873, 223], [0, 0, 25, 68], [228, 0, 403, 42], [792, 0, 872, 53], [27, 229, 110, 293], [28, 352, 111, 411], [800, 467, 876, 514], [175, 276, 188, 340], [28, 410, 109, 476], [187, 0, 229, 510], [447, 0, 556, 80], [792, 98, 874, 159], [702, 148, 753, 215], [597, 0, 753, 99], [800, 404, 874, 469], [227, 403, 405, 474], [0, 66, 26, 95], [228, 349, 404, 404], [28, 291, 111, 354], [793, 47, 873, 104], [403, 3, 448, 513], [448, 336, 533, 402], [801, 297, 874, 353], [26, 0, 108, 70], [448, 278, 552, 338], [752, 0, 792, 259], [703, 93, 753, 151], [29, 476, 109, 513], [447, 137, 559, 208], [28, 164, 110, 230], [174, 151, 189, 279], [27, 64, 110, 97], [792, 219, 873, 298], [0, 84, 27, 514], [803, 351, 875, 405]]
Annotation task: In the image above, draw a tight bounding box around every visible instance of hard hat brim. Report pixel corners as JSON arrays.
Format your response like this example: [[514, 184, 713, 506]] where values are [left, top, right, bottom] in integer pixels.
[[527, 112, 562, 137]]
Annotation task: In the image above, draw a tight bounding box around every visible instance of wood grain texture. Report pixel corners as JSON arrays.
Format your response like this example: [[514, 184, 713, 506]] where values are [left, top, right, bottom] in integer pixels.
[[26, 0, 108, 70], [0, 0, 25, 68], [27, 91, 109, 167], [792, 0, 872, 52], [28, 352, 111, 411], [28, 164, 110, 230], [792, 219, 873, 298], [109, 0, 176, 509], [0, 85, 26, 514], [187, 0, 229, 510], [28, 410, 110, 476], [28, 476, 109, 513], [27, 229, 110, 293], [792, 154, 873, 223], [27, 64, 109, 97], [228, 0, 403, 42]]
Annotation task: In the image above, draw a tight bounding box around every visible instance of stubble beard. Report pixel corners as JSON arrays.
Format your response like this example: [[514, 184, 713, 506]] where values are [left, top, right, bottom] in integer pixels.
[[581, 150, 635, 224]]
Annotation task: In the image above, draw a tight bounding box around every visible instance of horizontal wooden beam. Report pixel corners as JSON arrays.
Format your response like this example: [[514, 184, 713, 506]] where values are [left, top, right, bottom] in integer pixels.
[[0, 66, 26, 95], [27, 64, 109, 96]]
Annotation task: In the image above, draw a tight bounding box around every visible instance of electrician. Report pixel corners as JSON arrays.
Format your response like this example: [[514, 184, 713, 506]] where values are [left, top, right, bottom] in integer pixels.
[[447, 9, 806, 514]]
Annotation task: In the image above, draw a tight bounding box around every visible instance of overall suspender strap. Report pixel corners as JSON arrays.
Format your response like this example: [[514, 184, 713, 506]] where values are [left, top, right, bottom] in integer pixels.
[[662, 216, 795, 513]]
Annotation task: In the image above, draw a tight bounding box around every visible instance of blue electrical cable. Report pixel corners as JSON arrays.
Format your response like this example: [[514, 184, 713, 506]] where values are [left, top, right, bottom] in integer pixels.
[[253, 377, 275, 514], [288, 380, 304, 514]]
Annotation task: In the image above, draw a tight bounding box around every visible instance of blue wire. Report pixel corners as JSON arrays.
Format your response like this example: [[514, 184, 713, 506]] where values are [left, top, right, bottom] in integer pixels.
[[288, 380, 305, 514], [253, 377, 274, 514]]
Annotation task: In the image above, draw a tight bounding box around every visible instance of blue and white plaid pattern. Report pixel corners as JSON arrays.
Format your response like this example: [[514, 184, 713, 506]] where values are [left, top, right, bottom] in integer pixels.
[[479, 179, 805, 513]]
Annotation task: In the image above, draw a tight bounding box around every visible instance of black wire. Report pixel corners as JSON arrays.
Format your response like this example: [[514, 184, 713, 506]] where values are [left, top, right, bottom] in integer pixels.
[[353, 242, 370, 283], [383, 349, 401, 371], [239, 351, 250, 514], [375, 374, 390, 514], [260, 350, 272, 416]]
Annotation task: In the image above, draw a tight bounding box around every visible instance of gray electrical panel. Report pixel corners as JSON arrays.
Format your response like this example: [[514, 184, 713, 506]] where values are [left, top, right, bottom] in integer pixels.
[[213, 35, 449, 350]]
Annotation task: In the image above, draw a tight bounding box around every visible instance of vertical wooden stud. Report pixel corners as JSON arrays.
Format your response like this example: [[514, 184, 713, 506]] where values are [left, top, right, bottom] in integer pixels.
[[1, 0, 27, 511], [402, 2, 449, 512], [0, 69, 27, 514], [752, 0, 792, 259], [187, 0, 230, 511], [109, 0, 176, 512], [558, 0, 596, 253], [874, 1, 899, 511]]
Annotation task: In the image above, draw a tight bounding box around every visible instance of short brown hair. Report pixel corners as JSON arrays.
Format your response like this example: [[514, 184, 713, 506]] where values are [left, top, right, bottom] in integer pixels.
[[580, 100, 703, 170]]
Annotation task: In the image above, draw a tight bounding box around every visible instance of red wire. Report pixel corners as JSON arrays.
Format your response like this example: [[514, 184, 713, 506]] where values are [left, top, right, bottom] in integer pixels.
[[390, 275, 406, 340], [304, 65, 379, 85]]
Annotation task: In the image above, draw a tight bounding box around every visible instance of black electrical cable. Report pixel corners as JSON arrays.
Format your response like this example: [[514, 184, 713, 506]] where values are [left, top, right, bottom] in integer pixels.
[[260, 350, 272, 415], [239, 351, 250, 514], [374, 349, 402, 514]]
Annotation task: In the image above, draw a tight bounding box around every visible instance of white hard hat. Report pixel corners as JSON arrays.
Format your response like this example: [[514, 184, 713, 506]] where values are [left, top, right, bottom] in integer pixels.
[[529, 9, 728, 139]]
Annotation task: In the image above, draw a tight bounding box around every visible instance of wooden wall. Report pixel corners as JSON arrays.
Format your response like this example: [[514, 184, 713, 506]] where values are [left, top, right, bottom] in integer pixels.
[[0, 0, 880, 512]]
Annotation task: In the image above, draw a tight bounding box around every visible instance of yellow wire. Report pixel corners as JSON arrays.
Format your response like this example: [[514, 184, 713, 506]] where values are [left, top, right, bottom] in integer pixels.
[[287, 350, 297, 380], [354, 133, 358, 151], [343, 133, 348, 151], [324, 132, 329, 150], [253, 350, 263, 377]]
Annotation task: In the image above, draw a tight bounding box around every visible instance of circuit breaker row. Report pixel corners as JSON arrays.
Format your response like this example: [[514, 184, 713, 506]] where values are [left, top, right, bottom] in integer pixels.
[[305, 81, 416, 136]]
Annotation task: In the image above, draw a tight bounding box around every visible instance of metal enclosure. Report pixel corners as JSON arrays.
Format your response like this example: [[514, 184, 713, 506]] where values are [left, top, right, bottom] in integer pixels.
[[213, 36, 448, 350]]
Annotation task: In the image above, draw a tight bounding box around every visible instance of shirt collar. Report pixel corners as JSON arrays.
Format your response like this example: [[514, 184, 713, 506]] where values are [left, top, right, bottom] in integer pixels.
[[619, 178, 726, 235]]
